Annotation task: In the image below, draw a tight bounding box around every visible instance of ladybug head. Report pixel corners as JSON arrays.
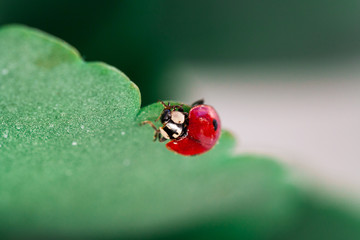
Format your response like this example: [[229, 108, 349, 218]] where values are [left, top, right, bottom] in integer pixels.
[[160, 108, 187, 125], [159, 101, 187, 125], [160, 109, 172, 123]]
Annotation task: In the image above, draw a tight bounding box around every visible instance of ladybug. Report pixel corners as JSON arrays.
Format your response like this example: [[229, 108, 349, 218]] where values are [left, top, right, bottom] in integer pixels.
[[142, 100, 221, 156]]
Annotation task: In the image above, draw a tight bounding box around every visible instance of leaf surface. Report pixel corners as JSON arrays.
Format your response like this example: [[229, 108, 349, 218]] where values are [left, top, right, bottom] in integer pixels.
[[0, 25, 358, 240]]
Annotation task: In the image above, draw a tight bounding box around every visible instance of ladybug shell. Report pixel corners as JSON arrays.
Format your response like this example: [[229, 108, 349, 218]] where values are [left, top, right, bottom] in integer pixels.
[[166, 105, 221, 156]]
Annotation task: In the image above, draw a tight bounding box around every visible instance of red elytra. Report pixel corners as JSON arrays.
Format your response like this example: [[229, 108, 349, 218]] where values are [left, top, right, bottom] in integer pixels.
[[166, 105, 221, 156]]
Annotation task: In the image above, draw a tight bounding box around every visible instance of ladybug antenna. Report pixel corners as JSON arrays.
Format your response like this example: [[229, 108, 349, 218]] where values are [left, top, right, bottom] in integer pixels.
[[158, 100, 183, 111], [159, 100, 168, 108]]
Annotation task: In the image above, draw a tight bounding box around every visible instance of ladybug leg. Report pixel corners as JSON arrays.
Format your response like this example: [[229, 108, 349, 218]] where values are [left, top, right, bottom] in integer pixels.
[[167, 104, 183, 111], [159, 100, 168, 108], [159, 136, 168, 142], [141, 121, 160, 142], [141, 120, 157, 130], [153, 130, 160, 142], [158, 100, 185, 112], [159, 100, 184, 111], [159, 100, 175, 111], [155, 113, 162, 122]]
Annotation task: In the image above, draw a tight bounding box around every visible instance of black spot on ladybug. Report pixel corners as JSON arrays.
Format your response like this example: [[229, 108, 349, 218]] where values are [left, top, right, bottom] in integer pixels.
[[213, 119, 218, 131]]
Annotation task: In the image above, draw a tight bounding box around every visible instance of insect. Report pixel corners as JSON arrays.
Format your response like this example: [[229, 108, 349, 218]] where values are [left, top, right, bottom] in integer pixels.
[[142, 100, 221, 156]]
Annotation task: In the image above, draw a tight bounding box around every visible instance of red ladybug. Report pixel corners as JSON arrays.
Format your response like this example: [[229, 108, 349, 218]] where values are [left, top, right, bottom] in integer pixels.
[[142, 100, 221, 156]]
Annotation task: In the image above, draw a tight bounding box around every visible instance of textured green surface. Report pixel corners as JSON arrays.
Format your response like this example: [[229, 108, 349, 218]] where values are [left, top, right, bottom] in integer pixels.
[[0, 25, 296, 239], [1, 25, 360, 240]]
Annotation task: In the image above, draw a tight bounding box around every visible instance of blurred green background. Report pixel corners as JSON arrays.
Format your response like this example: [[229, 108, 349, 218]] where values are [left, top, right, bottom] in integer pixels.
[[1, 0, 360, 104]]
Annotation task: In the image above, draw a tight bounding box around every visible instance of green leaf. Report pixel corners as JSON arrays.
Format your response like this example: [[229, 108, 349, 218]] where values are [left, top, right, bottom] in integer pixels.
[[0, 25, 359, 240]]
